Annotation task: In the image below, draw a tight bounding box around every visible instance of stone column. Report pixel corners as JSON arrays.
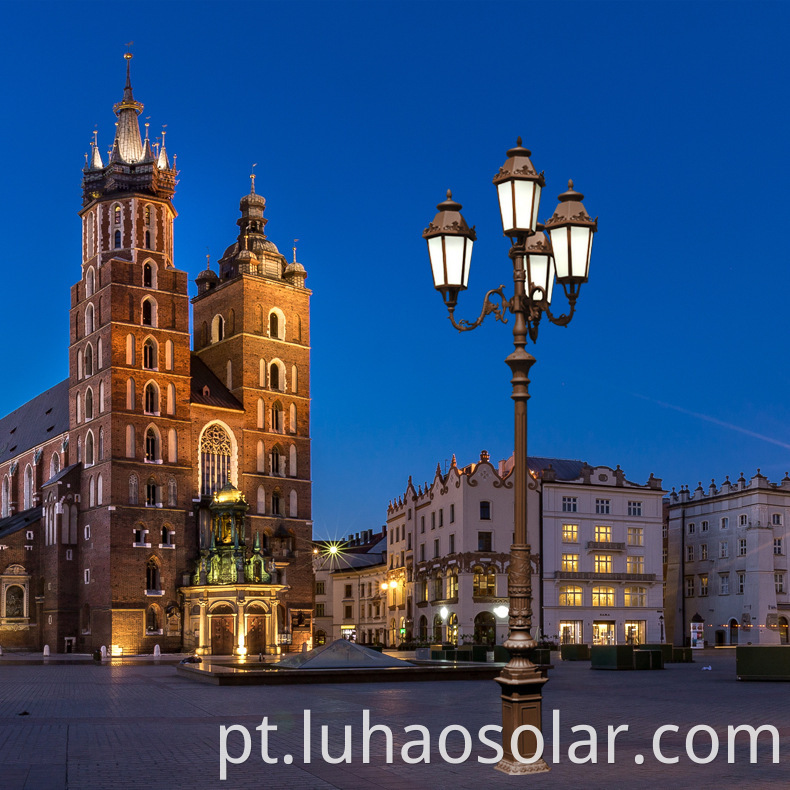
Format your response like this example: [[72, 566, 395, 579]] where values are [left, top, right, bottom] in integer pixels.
[[197, 598, 208, 655]]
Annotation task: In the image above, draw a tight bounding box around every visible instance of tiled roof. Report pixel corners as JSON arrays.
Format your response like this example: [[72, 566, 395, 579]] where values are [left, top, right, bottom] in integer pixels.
[[0, 380, 69, 467], [527, 456, 587, 481], [0, 507, 43, 541], [190, 355, 243, 411]]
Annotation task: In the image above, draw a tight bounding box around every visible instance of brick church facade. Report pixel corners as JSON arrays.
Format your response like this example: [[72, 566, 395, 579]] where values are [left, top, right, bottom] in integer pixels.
[[0, 56, 313, 655]]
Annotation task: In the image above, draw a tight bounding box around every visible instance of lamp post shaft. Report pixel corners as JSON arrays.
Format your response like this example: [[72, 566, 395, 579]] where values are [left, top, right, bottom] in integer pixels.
[[494, 243, 550, 774]]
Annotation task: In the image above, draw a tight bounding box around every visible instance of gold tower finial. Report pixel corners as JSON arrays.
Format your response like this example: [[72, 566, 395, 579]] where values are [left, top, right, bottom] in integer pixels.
[[206, 247, 211, 270], [250, 162, 258, 194], [293, 239, 299, 263]]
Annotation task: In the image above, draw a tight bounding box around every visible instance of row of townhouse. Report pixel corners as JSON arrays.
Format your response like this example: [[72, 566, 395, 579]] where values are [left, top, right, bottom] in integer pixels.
[[314, 452, 665, 648]]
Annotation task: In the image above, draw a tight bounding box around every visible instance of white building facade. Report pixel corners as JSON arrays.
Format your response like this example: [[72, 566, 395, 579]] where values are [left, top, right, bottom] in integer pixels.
[[313, 452, 665, 650], [666, 471, 790, 646]]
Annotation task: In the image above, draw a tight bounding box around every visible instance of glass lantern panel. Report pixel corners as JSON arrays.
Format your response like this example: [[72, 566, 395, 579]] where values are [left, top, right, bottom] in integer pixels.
[[569, 225, 593, 280], [530, 184, 542, 231], [497, 182, 514, 234], [428, 236, 447, 288], [513, 180, 538, 232], [549, 226, 571, 280], [443, 235, 468, 288]]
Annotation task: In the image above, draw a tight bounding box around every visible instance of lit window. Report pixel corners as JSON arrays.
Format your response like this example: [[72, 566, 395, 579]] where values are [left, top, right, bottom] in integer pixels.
[[594, 554, 612, 573], [561, 553, 579, 572], [591, 586, 614, 607], [559, 585, 582, 606], [594, 525, 612, 542], [562, 524, 578, 543], [699, 574, 708, 596], [200, 423, 231, 495]]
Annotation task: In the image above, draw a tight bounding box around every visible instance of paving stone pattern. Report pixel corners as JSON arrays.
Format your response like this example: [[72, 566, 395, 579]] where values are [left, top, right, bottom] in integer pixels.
[[0, 650, 788, 789]]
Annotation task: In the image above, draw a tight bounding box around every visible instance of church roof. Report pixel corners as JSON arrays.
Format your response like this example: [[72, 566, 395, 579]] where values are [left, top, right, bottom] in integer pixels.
[[528, 456, 586, 481], [0, 379, 69, 466], [190, 355, 243, 411], [0, 507, 43, 541]]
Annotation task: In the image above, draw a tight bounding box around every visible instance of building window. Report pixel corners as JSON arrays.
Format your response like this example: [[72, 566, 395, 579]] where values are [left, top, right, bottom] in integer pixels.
[[685, 577, 694, 597], [143, 339, 157, 369], [700, 543, 708, 561], [23, 465, 33, 510], [439, 508, 444, 527], [143, 263, 154, 289], [662, 547, 667, 564], [145, 428, 159, 462], [315, 603, 325, 617], [626, 555, 644, 574], [687, 545, 694, 562], [775, 538, 784, 556], [559, 585, 582, 606], [420, 516, 425, 533], [419, 544, 425, 562], [627, 501, 642, 516], [144, 382, 159, 414], [595, 499, 610, 515], [699, 574, 708, 596], [343, 584, 352, 599], [141, 298, 156, 327], [431, 512, 435, 530], [145, 559, 160, 592], [720, 541, 729, 558], [145, 477, 157, 507], [433, 573, 442, 600], [594, 525, 612, 542], [688, 523, 695, 534], [84, 569, 91, 584], [269, 362, 281, 390], [737, 573, 745, 594], [472, 565, 496, 596], [738, 539, 747, 556], [167, 477, 177, 507], [594, 554, 612, 573], [721, 517, 728, 529], [129, 474, 138, 505], [114, 230, 121, 249], [775, 573, 785, 594], [591, 586, 614, 607], [772, 513, 782, 526], [85, 388, 94, 420], [447, 571, 458, 598], [562, 524, 578, 543], [161, 525, 173, 547], [315, 581, 325, 596], [561, 553, 579, 572], [85, 431, 95, 466], [719, 574, 729, 595], [200, 423, 232, 496], [271, 491, 282, 516], [627, 527, 643, 546], [479, 500, 491, 520], [662, 523, 668, 539], [271, 403, 284, 432], [562, 497, 577, 513], [433, 539, 439, 558], [450, 504, 455, 523], [449, 533, 455, 553], [477, 531, 492, 552], [739, 514, 748, 526], [624, 586, 646, 607], [701, 521, 709, 532], [211, 314, 224, 343]]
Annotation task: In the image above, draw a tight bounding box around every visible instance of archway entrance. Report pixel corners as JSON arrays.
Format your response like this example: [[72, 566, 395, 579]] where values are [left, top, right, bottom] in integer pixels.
[[778, 616, 789, 645], [210, 604, 234, 654], [474, 611, 496, 645], [246, 605, 267, 655]]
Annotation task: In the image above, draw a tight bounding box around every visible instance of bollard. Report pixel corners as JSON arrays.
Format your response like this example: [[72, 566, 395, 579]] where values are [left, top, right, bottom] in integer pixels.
[[43, 645, 50, 656], [153, 644, 161, 657], [301, 642, 308, 653], [100, 645, 107, 660]]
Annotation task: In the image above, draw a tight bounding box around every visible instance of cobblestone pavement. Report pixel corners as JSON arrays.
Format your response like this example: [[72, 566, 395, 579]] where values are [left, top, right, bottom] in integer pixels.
[[0, 649, 788, 789]]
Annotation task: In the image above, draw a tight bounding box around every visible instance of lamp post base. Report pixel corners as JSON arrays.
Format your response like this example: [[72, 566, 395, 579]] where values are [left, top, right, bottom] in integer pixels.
[[495, 756, 551, 775], [494, 662, 549, 774]]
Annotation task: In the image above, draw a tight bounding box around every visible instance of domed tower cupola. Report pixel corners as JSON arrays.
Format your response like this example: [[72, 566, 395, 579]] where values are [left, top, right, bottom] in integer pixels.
[[236, 170, 269, 245]]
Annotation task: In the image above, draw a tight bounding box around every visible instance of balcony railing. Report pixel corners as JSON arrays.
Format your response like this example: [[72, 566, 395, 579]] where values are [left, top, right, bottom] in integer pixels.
[[554, 571, 656, 582], [585, 541, 626, 551]]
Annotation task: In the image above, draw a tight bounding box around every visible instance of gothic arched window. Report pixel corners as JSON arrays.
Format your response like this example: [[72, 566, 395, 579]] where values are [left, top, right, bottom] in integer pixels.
[[146, 559, 160, 592], [145, 428, 159, 462], [84, 344, 93, 377], [114, 230, 121, 249], [199, 423, 232, 496], [144, 383, 159, 414], [143, 338, 157, 369]]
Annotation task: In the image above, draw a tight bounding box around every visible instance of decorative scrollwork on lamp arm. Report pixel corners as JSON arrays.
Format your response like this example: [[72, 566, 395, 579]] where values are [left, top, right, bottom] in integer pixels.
[[447, 285, 510, 332]]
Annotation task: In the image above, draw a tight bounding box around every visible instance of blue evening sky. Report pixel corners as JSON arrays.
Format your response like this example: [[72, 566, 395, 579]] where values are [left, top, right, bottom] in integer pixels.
[[1, 1, 788, 539]]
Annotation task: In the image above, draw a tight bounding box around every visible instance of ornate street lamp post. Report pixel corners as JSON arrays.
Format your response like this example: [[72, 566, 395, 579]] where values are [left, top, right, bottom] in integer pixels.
[[423, 139, 597, 774]]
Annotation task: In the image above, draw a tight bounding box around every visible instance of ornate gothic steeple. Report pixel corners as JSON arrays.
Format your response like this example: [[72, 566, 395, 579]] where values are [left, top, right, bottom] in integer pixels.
[[81, 54, 177, 207]]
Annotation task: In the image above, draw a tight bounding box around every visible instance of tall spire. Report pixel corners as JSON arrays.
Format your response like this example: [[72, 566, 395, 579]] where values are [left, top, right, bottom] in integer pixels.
[[112, 52, 144, 164]]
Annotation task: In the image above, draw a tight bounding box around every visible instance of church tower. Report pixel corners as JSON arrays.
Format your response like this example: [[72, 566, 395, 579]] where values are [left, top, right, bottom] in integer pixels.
[[69, 54, 193, 651], [191, 177, 314, 650]]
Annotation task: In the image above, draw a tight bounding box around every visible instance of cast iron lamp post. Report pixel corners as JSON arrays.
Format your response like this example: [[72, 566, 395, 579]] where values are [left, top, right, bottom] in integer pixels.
[[423, 139, 597, 774]]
